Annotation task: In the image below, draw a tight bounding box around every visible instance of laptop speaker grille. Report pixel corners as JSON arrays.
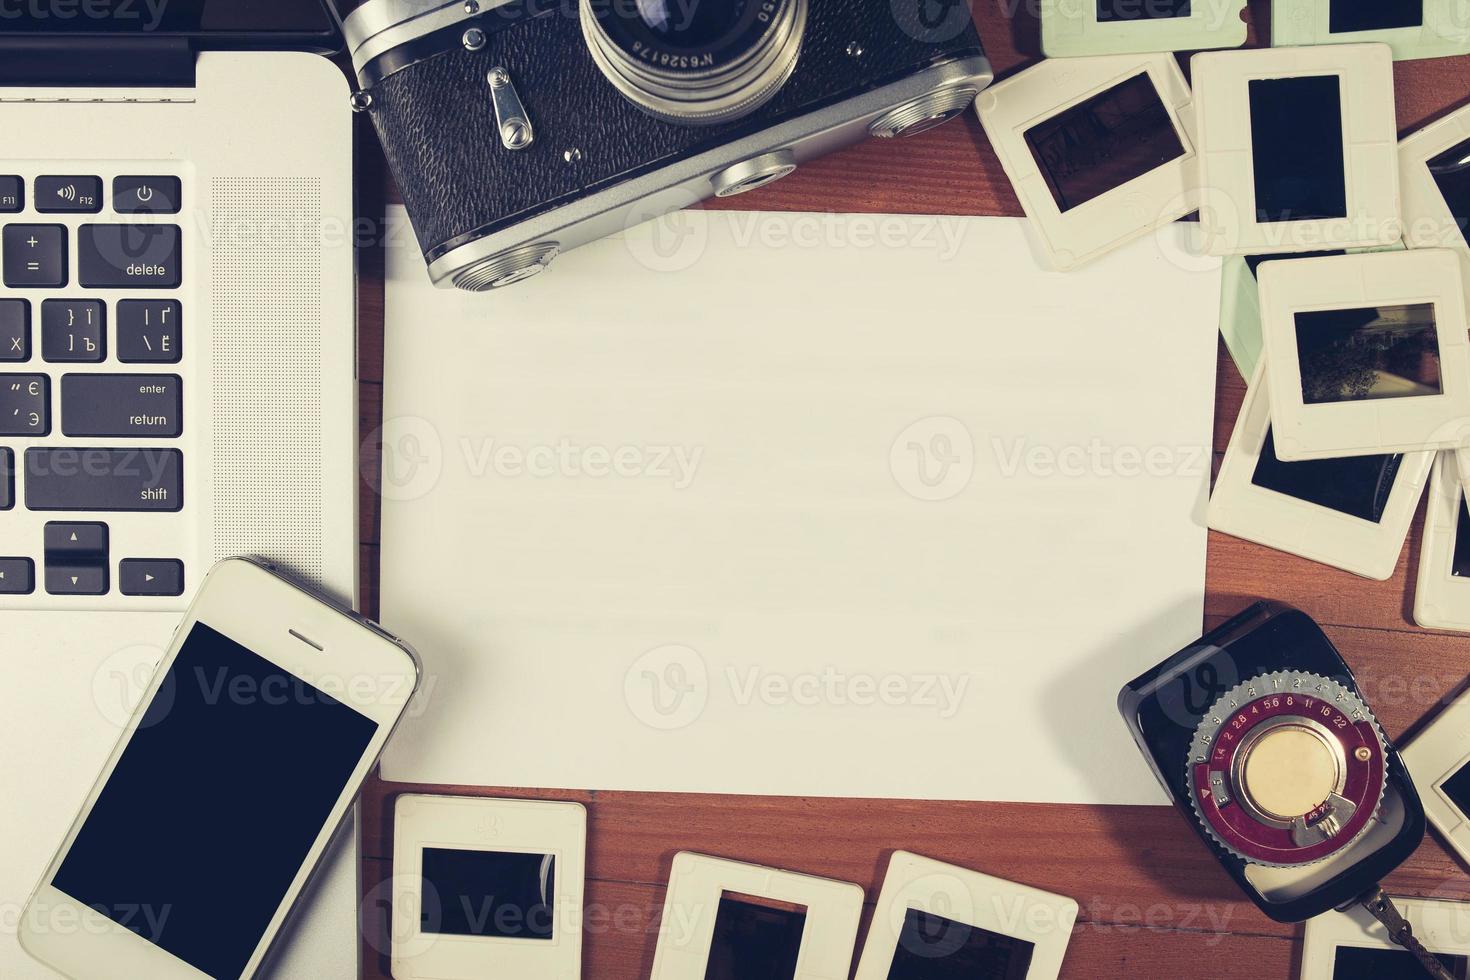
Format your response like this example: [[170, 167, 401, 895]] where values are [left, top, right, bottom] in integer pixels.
[[209, 177, 326, 586]]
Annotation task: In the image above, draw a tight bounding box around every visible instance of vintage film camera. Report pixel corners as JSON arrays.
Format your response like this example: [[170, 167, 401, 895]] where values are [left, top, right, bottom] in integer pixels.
[[337, 0, 992, 290], [1119, 602, 1426, 924]]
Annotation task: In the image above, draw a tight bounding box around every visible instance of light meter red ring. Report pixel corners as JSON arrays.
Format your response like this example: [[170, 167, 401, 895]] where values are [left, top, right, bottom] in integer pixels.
[[1187, 671, 1388, 867]]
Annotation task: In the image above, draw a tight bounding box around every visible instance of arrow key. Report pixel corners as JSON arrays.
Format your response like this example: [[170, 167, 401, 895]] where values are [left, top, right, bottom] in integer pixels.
[[0, 558, 34, 594], [46, 563, 107, 596], [120, 559, 183, 597], [45, 521, 107, 557], [44, 521, 108, 595]]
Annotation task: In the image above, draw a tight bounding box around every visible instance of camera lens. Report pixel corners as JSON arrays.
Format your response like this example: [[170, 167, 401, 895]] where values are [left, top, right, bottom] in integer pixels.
[[636, 0, 745, 47], [582, 0, 809, 126]]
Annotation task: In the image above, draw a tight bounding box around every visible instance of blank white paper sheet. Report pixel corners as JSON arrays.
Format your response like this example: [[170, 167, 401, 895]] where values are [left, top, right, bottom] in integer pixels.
[[378, 207, 1220, 805]]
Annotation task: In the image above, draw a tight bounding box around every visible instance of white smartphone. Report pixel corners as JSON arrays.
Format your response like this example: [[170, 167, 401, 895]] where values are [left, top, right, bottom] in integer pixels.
[[18, 558, 421, 980]]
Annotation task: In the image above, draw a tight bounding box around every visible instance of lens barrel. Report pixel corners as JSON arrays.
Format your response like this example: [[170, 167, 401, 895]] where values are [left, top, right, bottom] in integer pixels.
[[581, 0, 808, 125]]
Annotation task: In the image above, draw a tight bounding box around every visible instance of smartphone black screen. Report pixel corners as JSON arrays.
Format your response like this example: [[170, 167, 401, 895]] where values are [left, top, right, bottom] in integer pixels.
[[52, 622, 378, 979], [420, 848, 556, 939]]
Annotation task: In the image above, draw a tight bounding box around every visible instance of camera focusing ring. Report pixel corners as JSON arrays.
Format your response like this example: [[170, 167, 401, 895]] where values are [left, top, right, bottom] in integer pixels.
[[581, 0, 809, 126]]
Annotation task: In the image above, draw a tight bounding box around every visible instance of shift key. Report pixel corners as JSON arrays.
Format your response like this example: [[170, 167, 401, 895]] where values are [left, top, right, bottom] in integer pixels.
[[78, 224, 180, 288], [63, 375, 181, 437], [26, 447, 181, 511]]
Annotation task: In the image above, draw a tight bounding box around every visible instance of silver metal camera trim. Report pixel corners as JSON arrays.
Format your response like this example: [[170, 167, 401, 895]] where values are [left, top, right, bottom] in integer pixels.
[[579, 0, 809, 126], [344, 0, 500, 69], [427, 53, 993, 289]]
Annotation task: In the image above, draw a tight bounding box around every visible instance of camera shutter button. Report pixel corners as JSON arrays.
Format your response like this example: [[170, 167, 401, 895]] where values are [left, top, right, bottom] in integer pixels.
[[712, 151, 798, 199]]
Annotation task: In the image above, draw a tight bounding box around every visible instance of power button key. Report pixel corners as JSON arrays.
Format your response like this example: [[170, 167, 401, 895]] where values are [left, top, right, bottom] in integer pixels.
[[113, 176, 180, 215]]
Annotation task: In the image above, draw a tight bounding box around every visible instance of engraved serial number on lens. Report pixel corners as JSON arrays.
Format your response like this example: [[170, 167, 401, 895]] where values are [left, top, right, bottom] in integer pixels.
[[632, 43, 718, 68]]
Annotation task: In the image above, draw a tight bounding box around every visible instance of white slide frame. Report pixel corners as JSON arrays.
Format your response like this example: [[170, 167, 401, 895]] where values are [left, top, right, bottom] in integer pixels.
[[1404, 684, 1470, 869], [648, 852, 863, 980], [1258, 249, 1470, 460], [1207, 360, 1433, 579], [1300, 897, 1470, 977], [1042, 0, 1247, 57], [390, 795, 586, 980], [1413, 452, 1470, 632], [1192, 43, 1400, 255], [852, 851, 1077, 980], [975, 53, 1199, 271], [1400, 102, 1470, 305], [1273, 0, 1470, 62]]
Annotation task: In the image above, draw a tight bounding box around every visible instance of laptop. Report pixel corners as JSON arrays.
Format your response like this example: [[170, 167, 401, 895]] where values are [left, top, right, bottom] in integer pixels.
[[0, 3, 359, 977]]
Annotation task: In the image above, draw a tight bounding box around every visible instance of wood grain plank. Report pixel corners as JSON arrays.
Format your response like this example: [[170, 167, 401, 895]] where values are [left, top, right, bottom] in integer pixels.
[[350, 1, 1470, 976]]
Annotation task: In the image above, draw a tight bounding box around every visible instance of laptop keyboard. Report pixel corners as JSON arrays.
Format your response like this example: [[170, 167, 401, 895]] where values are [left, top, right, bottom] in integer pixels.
[[0, 170, 188, 603]]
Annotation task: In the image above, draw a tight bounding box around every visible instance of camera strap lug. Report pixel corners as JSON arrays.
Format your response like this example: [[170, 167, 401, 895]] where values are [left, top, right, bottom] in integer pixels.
[[487, 67, 534, 151], [1356, 887, 1457, 980]]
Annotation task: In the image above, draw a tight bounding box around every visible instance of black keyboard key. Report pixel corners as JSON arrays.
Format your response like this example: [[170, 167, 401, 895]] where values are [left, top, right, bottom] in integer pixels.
[[3, 225, 67, 288], [41, 300, 105, 362], [0, 300, 28, 361], [25, 447, 181, 511], [117, 300, 180, 363], [78, 224, 180, 288], [113, 176, 180, 215], [62, 374, 181, 438], [45, 521, 107, 557], [44, 521, 108, 596], [0, 557, 33, 594], [120, 559, 184, 596], [35, 176, 102, 214], [0, 374, 48, 436], [46, 564, 107, 596], [0, 177, 21, 213], [0, 447, 10, 510]]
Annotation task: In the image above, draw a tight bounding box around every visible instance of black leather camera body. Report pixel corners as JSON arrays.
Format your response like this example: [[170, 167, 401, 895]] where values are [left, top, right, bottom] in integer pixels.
[[1119, 602, 1425, 923], [339, 0, 991, 290]]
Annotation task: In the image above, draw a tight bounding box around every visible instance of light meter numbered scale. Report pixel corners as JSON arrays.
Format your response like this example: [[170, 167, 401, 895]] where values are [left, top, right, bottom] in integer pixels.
[[1188, 671, 1388, 868]]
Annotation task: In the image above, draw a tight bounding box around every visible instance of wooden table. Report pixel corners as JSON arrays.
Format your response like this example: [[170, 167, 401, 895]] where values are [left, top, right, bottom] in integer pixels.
[[352, 2, 1470, 975]]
